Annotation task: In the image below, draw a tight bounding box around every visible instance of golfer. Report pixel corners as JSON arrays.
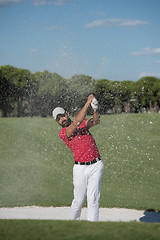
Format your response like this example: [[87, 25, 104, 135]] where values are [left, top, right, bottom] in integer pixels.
[[52, 94, 104, 221]]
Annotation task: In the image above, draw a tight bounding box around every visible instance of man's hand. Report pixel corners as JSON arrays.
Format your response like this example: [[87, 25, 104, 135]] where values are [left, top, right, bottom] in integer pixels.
[[91, 97, 98, 110], [86, 95, 100, 128], [87, 94, 95, 105]]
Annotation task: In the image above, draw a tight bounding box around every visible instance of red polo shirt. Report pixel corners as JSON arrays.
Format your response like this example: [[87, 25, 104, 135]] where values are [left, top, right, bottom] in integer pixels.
[[59, 119, 100, 162]]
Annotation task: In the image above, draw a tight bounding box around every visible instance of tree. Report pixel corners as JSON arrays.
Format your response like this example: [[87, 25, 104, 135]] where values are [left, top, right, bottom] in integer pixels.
[[95, 79, 114, 114], [136, 77, 160, 112], [33, 71, 67, 116], [95, 79, 137, 114], [117, 81, 137, 113], [0, 69, 15, 117], [67, 74, 96, 115], [1, 64, 160, 117], [0, 65, 34, 117]]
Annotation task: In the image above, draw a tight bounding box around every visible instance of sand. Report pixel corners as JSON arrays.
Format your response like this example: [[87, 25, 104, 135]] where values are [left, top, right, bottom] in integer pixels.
[[1, 206, 160, 222]]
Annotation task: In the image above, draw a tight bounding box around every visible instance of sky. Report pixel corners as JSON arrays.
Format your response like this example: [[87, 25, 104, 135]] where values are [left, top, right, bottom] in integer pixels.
[[0, 0, 160, 81]]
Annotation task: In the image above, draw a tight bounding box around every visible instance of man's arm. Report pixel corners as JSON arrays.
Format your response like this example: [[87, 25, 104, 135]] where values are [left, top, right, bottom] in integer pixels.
[[66, 94, 94, 137], [86, 110, 100, 129]]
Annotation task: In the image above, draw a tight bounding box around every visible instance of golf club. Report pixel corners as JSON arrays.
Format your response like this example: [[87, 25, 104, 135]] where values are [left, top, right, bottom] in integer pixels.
[[74, 74, 90, 94], [74, 74, 99, 110]]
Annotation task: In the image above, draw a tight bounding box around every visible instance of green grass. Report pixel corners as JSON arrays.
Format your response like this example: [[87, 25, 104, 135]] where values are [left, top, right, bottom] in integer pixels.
[[0, 114, 160, 210], [0, 220, 160, 240]]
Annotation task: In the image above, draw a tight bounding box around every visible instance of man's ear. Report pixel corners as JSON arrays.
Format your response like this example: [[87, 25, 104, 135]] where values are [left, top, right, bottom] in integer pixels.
[[66, 112, 69, 117]]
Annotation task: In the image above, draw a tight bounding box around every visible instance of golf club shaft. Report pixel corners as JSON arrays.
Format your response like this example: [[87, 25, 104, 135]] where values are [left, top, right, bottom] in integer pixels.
[[75, 75, 90, 94]]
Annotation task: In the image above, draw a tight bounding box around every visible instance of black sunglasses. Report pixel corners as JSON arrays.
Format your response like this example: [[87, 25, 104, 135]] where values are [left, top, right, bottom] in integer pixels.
[[56, 113, 67, 122]]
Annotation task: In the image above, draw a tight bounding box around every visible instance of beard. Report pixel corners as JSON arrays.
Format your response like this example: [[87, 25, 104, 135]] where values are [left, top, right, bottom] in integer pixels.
[[60, 117, 72, 128]]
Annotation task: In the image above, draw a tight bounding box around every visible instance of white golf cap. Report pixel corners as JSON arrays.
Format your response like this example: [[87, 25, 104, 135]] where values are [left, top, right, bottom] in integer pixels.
[[52, 107, 65, 120]]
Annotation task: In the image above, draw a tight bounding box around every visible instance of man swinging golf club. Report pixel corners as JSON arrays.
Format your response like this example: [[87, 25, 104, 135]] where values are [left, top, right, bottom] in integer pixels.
[[52, 94, 104, 221]]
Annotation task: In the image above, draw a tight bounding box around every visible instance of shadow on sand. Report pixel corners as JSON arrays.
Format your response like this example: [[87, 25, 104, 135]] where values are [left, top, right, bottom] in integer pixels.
[[140, 210, 160, 223]]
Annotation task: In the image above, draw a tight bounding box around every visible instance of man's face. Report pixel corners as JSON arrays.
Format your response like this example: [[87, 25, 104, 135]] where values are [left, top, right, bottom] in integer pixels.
[[56, 113, 72, 128]]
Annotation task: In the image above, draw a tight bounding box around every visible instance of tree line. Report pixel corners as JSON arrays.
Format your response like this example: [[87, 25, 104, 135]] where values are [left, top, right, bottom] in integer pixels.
[[0, 65, 160, 117]]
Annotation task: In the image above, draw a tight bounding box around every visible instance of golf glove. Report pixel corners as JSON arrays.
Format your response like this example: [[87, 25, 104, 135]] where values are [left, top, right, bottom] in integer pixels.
[[91, 97, 98, 110]]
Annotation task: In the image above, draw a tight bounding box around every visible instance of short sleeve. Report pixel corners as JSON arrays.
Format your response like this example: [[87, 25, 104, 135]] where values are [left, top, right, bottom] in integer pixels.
[[59, 127, 67, 141]]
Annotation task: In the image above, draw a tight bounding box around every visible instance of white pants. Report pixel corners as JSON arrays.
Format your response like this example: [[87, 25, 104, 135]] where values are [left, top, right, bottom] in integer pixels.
[[70, 160, 104, 222]]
